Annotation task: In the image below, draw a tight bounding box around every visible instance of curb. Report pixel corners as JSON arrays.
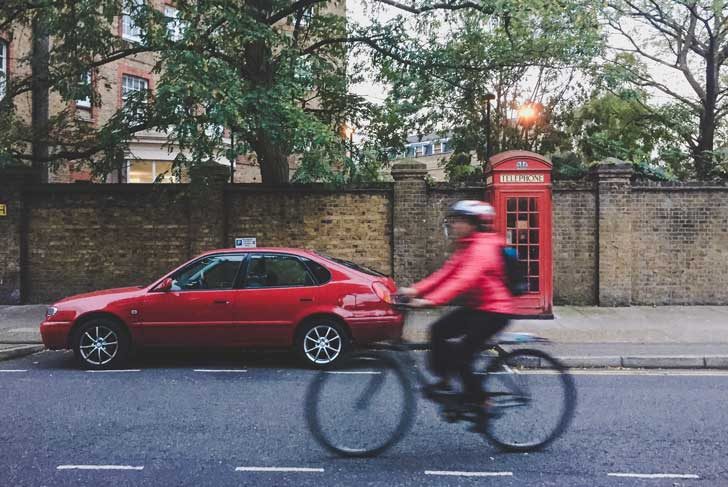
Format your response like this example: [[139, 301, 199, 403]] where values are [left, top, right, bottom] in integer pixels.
[[0, 345, 44, 362]]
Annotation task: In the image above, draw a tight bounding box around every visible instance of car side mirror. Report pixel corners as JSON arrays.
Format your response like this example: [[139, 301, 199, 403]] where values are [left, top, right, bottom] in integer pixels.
[[157, 278, 173, 292]]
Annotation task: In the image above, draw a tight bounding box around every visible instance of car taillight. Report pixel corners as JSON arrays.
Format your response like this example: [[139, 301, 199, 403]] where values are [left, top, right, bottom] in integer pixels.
[[372, 282, 393, 304]]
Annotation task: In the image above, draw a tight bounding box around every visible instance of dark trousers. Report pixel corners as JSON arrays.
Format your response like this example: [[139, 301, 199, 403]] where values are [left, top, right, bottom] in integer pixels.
[[428, 308, 509, 400]]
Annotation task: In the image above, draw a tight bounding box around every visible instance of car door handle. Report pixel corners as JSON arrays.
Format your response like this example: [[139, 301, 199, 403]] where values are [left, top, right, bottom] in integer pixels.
[[213, 300, 230, 305], [300, 298, 313, 302]]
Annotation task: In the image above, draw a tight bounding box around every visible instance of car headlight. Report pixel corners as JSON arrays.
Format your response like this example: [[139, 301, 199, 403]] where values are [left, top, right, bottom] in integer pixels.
[[46, 306, 58, 319]]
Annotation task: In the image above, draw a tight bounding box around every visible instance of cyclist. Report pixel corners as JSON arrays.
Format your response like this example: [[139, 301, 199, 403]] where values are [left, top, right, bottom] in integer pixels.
[[399, 200, 514, 406]]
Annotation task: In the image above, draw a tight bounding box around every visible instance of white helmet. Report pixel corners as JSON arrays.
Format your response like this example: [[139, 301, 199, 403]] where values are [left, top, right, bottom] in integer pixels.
[[447, 200, 496, 223]]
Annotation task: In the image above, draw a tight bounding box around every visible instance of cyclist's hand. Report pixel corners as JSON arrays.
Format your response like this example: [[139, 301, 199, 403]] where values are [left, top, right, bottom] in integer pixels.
[[409, 298, 434, 308], [398, 287, 418, 298]]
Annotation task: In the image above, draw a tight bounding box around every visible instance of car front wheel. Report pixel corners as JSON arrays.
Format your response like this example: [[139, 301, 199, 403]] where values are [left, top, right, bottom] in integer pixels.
[[297, 320, 348, 368], [72, 319, 130, 370]]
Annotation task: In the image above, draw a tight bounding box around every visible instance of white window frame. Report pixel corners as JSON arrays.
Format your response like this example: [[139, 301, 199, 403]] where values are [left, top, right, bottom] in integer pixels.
[[432, 141, 443, 155], [76, 71, 92, 109], [415, 145, 425, 157], [164, 5, 184, 41], [122, 0, 144, 43], [122, 74, 149, 103], [0, 40, 7, 99], [127, 160, 178, 183]]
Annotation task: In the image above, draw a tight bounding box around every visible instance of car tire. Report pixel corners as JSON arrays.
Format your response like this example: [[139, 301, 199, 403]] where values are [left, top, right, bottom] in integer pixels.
[[72, 318, 130, 370], [296, 320, 349, 369]]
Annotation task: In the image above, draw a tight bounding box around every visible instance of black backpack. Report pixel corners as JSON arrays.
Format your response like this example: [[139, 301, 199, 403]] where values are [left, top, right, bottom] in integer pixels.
[[502, 246, 528, 296]]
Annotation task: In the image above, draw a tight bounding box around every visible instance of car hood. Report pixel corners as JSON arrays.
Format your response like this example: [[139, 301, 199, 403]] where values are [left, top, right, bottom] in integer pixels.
[[55, 286, 144, 305]]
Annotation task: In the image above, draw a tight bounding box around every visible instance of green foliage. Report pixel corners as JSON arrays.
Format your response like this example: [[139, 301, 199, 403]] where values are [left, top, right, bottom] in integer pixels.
[[440, 152, 482, 183]]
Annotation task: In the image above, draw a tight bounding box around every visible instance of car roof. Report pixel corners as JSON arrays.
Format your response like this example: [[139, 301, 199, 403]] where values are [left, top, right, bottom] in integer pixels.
[[199, 247, 315, 257]]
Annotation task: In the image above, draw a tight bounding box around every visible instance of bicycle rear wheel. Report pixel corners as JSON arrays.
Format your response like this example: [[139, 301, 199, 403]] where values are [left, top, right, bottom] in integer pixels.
[[304, 350, 416, 457], [480, 348, 576, 452]]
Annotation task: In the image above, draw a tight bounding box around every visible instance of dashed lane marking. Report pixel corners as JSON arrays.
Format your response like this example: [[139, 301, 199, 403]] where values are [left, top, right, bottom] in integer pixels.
[[607, 473, 700, 479], [326, 371, 382, 375], [0, 369, 28, 373], [235, 467, 324, 473], [425, 470, 513, 477], [57, 465, 144, 471], [193, 369, 248, 373], [86, 369, 142, 373]]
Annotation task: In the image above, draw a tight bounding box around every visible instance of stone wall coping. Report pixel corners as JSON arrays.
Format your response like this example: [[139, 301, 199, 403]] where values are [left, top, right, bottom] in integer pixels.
[[391, 160, 428, 180], [427, 182, 484, 192], [24, 183, 187, 194], [590, 158, 634, 177], [225, 183, 393, 194]]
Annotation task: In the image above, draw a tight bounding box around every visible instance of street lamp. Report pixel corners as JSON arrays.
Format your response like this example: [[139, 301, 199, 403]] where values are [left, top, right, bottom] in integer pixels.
[[483, 93, 496, 177]]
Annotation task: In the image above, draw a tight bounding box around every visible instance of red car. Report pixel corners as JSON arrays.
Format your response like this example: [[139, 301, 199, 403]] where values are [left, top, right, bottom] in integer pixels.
[[40, 248, 403, 369]]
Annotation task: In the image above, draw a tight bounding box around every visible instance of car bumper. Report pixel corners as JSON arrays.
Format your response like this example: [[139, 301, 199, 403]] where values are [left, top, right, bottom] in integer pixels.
[[348, 313, 404, 344], [40, 321, 74, 349]]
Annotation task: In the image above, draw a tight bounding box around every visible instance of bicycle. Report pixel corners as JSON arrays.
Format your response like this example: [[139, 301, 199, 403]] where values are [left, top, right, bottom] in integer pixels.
[[305, 299, 577, 457]]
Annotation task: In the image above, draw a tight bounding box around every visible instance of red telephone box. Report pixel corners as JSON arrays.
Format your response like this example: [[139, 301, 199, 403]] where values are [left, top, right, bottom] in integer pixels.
[[485, 151, 553, 318]]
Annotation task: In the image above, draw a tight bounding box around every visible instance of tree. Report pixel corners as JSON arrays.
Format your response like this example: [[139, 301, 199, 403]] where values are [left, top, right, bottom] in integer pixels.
[[358, 0, 603, 170], [605, 0, 728, 179]]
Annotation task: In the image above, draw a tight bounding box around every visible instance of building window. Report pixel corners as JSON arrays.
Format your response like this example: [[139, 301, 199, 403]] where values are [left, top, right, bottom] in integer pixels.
[[76, 71, 92, 109], [127, 160, 177, 183], [433, 141, 443, 155], [164, 5, 184, 41], [122, 73, 149, 106], [0, 40, 7, 99], [122, 0, 144, 43], [415, 145, 425, 157]]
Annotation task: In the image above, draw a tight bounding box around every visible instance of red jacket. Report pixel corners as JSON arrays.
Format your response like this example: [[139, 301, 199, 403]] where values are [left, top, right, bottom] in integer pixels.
[[413, 232, 514, 315]]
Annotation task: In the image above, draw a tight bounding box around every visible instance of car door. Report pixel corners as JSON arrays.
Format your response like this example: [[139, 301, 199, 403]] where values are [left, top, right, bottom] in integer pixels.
[[141, 253, 246, 346], [230, 253, 319, 346]]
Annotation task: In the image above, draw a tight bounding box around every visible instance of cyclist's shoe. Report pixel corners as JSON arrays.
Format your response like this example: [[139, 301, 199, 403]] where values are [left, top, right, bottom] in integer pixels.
[[423, 380, 455, 399]]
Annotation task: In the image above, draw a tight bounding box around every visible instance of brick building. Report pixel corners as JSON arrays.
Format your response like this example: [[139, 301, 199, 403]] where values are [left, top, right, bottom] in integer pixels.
[[0, 1, 345, 184]]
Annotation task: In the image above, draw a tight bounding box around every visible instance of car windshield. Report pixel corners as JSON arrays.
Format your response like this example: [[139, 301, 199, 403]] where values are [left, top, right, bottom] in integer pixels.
[[315, 252, 387, 277]]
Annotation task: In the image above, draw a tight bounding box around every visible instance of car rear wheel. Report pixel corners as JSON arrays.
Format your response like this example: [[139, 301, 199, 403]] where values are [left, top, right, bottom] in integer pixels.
[[297, 320, 348, 368], [72, 319, 130, 370]]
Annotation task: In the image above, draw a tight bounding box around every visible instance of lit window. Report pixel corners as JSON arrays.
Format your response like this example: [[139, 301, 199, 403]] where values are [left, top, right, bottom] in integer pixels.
[[0, 40, 7, 99], [164, 6, 184, 41], [433, 142, 443, 155], [127, 160, 177, 183], [122, 0, 144, 43], [415, 145, 425, 157], [76, 71, 92, 109]]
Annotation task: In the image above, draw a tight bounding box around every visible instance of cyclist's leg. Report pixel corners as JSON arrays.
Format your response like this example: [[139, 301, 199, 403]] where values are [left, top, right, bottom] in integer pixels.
[[428, 307, 471, 385], [459, 312, 510, 402]]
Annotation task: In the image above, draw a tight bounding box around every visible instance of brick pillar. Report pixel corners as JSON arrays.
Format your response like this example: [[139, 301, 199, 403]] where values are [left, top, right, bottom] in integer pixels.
[[391, 160, 428, 285], [592, 159, 634, 306], [187, 163, 229, 256], [0, 168, 41, 304]]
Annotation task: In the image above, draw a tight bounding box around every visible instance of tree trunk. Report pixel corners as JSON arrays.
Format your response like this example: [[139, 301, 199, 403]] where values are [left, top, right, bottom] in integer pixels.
[[31, 12, 50, 182], [251, 130, 289, 184], [694, 44, 720, 180]]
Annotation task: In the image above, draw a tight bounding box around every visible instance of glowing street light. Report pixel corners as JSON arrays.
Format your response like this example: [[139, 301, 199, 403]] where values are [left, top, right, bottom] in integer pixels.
[[518, 103, 537, 123]]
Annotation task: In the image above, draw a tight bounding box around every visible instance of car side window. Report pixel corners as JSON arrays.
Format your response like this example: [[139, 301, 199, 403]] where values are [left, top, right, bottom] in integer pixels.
[[301, 257, 332, 284], [170, 255, 245, 291], [244, 254, 315, 288]]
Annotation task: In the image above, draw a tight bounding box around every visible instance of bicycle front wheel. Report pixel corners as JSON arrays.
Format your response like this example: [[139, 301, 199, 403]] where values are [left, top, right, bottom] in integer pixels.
[[481, 348, 576, 452], [304, 350, 416, 457]]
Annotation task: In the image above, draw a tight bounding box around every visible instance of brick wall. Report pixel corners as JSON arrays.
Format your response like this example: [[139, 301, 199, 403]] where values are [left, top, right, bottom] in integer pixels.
[[2, 161, 728, 305], [552, 182, 597, 305], [25, 185, 191, 303], [630, 184, 728, 305], [225, 186, 393, 276]]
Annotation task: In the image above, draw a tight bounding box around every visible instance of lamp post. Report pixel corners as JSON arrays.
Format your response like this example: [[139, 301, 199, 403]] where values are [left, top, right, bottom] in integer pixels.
[[483, 93, 496, 178]]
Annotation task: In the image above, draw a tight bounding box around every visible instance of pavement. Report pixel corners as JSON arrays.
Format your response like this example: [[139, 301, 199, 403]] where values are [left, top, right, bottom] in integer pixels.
[[1, 304, 727, 368], [1, 349, 727, 486]]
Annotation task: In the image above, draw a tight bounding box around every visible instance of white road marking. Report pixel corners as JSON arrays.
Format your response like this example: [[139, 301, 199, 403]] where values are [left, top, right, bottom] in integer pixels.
[[425, 470, 513, 477], [86, 369, 141, 373], [476, 369, 728, 377], [57, 465, 144, 471], [0, 369, 27, 373], [193, 369, 248, 373], [235, 467, 324, 473], [326, 371, 382, 375], [607, 473, 699, 479]]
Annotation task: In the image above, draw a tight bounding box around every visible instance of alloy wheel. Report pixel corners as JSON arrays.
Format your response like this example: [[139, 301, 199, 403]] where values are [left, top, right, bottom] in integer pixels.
[[79, 325, 119, 366], [303, 325, 343, 365]]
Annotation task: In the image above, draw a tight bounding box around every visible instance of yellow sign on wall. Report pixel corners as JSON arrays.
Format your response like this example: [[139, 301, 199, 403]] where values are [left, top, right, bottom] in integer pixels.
[[0, 204, 6, 217]]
